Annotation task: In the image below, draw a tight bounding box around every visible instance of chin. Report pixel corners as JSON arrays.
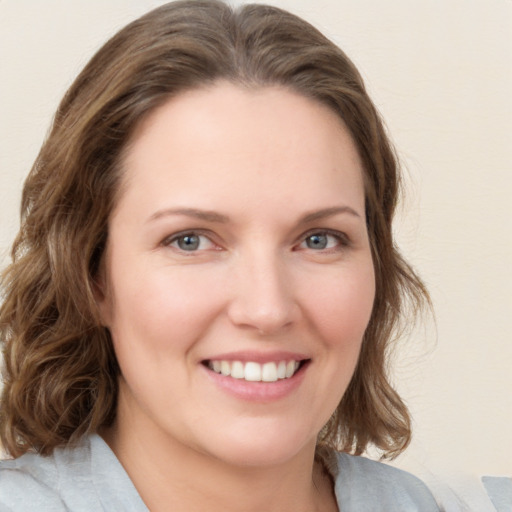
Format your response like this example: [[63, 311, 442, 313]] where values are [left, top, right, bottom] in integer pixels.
[[198, 422, 318, 468]]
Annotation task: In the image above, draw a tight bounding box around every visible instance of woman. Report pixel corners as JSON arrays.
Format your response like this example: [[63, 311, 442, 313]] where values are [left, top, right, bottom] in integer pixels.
[[0, 1, 439, 510]]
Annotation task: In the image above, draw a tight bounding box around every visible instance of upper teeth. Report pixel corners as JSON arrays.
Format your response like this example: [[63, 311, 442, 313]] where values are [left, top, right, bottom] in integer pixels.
[[208, 360, 300, 382]]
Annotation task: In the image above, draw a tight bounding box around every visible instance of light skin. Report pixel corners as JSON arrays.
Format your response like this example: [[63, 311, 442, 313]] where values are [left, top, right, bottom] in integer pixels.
[[98, 82, 375, 512]]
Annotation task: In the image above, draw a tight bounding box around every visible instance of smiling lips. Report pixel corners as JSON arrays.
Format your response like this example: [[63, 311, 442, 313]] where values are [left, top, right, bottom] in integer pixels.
[[206, 360, 304, 382]]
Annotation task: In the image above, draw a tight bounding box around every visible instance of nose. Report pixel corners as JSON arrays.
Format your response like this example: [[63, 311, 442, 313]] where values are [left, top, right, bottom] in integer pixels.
[[227, 249, 299, 335]]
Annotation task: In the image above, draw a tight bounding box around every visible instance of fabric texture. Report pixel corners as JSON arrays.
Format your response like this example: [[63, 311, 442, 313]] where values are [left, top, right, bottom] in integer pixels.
[[482, 476, 512, 512], [0, 434, 441, 511]]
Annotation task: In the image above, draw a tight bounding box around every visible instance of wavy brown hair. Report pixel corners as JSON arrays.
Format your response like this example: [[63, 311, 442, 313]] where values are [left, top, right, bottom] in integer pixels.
[[0, 0, 428, 458]]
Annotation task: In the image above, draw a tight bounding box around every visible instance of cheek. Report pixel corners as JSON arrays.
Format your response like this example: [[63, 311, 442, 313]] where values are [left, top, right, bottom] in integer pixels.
[[107, 264, 226, 356], [302, 264, 375, 349], [295, 263, 375, 429]]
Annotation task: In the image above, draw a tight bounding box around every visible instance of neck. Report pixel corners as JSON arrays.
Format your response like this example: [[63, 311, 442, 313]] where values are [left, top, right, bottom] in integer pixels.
[[101, 416, 337, 512]]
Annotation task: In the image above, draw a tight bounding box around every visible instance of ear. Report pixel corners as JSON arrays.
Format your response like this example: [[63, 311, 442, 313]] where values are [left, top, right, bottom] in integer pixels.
[[92, 258, 113, 328]]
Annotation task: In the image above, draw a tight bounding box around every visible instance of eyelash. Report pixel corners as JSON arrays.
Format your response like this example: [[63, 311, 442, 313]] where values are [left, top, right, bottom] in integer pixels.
[[161, 228, 350, 254], [162, 230, 219, 253], [296, 229, 350, 252]]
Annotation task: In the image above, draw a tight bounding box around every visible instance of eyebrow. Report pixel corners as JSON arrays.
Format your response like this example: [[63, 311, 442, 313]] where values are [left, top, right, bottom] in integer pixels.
[[299, 206, 361, 223], [147, 205, 361, 225], [147, 207, 230, 224]]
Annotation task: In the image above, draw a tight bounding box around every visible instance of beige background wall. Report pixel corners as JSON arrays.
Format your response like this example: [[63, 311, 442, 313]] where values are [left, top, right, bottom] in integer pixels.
[[1, 1, 511, 509]]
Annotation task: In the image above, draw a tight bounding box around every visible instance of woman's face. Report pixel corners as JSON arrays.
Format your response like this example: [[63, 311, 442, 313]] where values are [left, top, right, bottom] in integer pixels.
[[99, 83, 375, 467]]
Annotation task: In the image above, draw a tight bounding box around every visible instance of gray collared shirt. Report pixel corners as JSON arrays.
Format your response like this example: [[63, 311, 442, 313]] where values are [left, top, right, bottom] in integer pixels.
[[0, 434, 440, 511]]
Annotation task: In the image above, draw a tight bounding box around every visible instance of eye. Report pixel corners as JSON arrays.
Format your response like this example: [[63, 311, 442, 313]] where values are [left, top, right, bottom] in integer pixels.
[[163, 232, 217, 252], [298, 230, 348, 251]]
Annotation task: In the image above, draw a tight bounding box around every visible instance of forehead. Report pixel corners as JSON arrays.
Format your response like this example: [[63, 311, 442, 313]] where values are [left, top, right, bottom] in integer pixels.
[[116, 82, 365, 220]]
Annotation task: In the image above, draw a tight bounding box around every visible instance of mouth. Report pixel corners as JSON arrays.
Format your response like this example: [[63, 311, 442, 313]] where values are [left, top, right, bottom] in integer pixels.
[[202, 359, 309, 383]]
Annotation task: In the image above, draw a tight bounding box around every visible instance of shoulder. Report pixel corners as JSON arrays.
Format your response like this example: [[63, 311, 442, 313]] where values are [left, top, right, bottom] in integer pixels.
[[0, 449, 67, 511], [0, 434, 147, 512], [0, 436, 97, 511], [333, 452, 440, 511]]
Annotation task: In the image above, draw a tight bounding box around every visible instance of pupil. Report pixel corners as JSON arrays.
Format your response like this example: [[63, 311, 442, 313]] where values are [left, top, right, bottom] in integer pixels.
[[307, 234, 327, 249], [178, 235, 199, 251]]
